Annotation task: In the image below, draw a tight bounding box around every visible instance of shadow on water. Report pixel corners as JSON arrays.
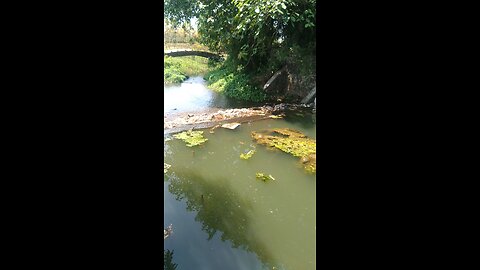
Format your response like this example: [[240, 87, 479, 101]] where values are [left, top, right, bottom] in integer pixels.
[[166, 169, 278, 267], [282, 109, 316, 129]]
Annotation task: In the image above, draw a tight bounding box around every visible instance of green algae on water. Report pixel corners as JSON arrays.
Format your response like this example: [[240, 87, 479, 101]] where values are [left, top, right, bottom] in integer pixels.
[[173, 130, 208, 147], [252, 128, 316, 173], [256, 172, 275, 182], [240, 149, 256, 160]]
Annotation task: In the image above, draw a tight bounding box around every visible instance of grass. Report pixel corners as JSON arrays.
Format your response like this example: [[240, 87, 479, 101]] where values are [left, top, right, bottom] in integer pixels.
[[204, 59, 266, 102], [164, 56, 211, 84], [164, 54, 266, 102]]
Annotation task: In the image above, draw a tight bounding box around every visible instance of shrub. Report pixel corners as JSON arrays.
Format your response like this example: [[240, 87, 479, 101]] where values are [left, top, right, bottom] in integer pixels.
[[204, 58, 266, 102]]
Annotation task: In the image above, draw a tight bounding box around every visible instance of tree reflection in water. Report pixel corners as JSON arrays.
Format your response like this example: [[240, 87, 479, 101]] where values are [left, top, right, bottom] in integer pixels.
[[166, 169, 277, 267], [164, 249, 178, 270]]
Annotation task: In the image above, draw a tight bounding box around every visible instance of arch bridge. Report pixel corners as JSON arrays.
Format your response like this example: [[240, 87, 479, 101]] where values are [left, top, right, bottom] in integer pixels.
[[164, 49, 222, 60]]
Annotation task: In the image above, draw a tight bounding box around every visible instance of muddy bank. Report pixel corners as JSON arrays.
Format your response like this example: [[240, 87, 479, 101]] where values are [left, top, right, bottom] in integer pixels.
[[164, 103, 314, 134]]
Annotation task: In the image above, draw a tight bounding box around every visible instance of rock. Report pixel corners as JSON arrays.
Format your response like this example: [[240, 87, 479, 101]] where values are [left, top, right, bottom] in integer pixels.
[[274, 103, 286, 111], [221, 123, 241, 130]]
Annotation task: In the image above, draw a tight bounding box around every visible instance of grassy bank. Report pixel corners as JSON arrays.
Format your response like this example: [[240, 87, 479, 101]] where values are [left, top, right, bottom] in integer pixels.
[[204, 58, 266, 102], [164, 56, 211, 84], [164, 55, 268, 103]]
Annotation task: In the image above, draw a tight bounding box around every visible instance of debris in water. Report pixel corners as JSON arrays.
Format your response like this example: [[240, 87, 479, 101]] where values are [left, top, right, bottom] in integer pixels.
[[221, 122, 241, 130], [240, 149, 256, 160], [164, 224, 173, 239], [172, 130, 208, 147], [209, 124, 220, 134], [256, 172, 275, 182], [164, 163, 171, 173], [269, 115, 284, 119]]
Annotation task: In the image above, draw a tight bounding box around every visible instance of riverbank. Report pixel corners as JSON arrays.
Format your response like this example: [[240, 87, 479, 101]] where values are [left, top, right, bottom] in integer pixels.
[[164, 56, 211, 84], [204, 58, 267, 102], [164, 55, 316, 104]]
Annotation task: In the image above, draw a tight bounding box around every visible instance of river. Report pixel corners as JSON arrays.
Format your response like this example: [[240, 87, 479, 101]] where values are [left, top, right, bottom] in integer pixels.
[[164, 76, 250, 116], [164, 76, 316, 270]]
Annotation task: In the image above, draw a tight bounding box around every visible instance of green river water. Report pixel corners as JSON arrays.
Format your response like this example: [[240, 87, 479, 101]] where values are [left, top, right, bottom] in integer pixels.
[[164, 77, 316, 270]]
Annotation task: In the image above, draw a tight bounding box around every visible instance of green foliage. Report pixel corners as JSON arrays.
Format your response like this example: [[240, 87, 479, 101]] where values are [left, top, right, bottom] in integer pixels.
[[204, 59, 266, 102], [165, 0, 316, 71], [173, 130, 208, 147], [164, 68, 187, 84], [204, 62, 231, 91], [208, 77, 228, 92], [164, 0, 199, 28], [165, 0, 316, 99], [223, 73, 266, 102]]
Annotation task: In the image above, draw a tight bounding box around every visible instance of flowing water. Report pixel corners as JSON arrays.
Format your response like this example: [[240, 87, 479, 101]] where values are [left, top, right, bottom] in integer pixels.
[[164, 76, 316, 270], [164, 76, 249, 115]]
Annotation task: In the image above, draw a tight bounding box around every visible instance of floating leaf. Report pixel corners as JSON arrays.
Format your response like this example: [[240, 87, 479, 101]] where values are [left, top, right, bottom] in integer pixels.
[[173, 130, 208, 147], [240, 149, 256, 160], [256, 172, 275, 182], [269, 115, 283, 119], [252, 128, 316, 173], [164, 163, 171, 173]]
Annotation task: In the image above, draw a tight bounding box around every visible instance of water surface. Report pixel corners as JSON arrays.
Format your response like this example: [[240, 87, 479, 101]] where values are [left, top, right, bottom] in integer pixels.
[[164, 77, 316, 270], [164, 76, 249, 115]]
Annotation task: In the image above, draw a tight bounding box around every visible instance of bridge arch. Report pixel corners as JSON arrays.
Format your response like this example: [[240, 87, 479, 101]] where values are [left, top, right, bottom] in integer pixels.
[[164, 49, 222, 60]]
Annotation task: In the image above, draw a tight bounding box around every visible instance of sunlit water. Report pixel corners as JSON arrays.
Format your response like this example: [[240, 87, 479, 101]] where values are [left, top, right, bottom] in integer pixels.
[[164, 76, 249, 115], [164, 78, 316, 270]]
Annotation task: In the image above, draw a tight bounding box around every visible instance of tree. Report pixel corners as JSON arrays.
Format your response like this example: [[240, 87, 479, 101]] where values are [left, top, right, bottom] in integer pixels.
[[165, 0, 316, 73]]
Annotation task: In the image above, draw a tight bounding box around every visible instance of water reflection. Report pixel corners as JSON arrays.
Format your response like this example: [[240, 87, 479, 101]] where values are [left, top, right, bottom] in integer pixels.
[[282, 110, 316, 130], [166, 170, 277, 267], [164, 249, 178, 270]]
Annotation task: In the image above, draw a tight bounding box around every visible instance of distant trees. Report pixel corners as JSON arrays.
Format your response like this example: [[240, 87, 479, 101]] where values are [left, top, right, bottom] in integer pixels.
[[164, 21, 198, 45]]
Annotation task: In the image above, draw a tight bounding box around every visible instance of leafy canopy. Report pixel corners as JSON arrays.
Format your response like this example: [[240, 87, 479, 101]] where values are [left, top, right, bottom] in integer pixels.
[[165, 0, 316, 71]]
